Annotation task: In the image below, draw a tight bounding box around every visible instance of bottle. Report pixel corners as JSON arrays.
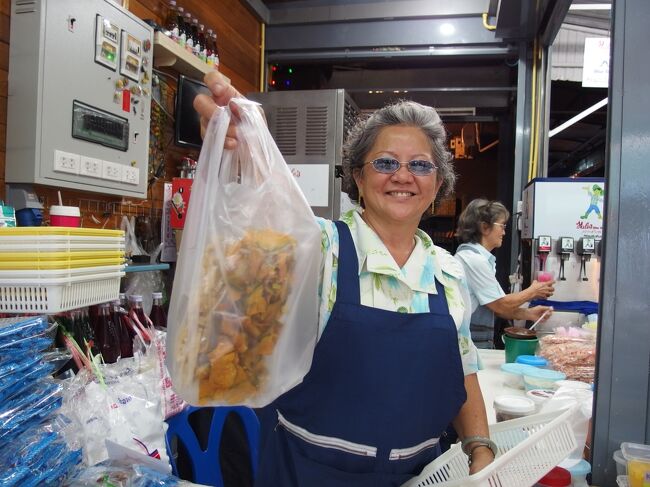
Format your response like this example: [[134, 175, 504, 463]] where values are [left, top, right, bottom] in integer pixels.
[[79, 308, 99, 356], [197, 24, 207, 61], [212, 32, 220, 67], [150, 292, 167, 329], [128, 294, 152, 344], [97, 303, 121, 364], [111, 300, 134, 359], [163, 0, 179, 40], [205, 28, 215, 66], [177, 7, 187, 48], [184, 13, 194, 53], [191, 19, 201, 57]]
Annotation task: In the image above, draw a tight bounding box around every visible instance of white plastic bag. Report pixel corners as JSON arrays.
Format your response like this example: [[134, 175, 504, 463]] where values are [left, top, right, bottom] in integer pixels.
[[167, 98, 321, 407]]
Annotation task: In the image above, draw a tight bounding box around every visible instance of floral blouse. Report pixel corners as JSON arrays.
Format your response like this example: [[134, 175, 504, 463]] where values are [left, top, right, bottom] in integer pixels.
[[316, 210, 479, 375]]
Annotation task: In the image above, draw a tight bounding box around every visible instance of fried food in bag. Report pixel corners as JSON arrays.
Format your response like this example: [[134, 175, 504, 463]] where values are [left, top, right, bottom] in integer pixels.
[[167, 98, 321, 407]]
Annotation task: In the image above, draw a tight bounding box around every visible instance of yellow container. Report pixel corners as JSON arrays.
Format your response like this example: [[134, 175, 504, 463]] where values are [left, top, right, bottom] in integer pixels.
[[0, 251, 124, 262], [0, 257, 125, 270], [622, 442, 650, 487], [0, 227, 124, 237]]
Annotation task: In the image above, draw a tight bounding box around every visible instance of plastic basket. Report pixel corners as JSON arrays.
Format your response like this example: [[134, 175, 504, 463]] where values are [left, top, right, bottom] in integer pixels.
[[402, 406, 579, 487], [0, 227, 124, 237], [0, 265, 124, 281], [0, 257, 125, 270], [0, 271, 124, 313], [0, 250, 124, 262]]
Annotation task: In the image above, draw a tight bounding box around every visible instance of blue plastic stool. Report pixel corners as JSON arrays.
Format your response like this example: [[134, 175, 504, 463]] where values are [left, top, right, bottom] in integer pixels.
[[166, 405, 260, 486]]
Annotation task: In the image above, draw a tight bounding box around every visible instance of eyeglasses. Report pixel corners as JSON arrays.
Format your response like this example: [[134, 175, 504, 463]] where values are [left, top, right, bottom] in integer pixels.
[[364, 158, 438, 176], [492, 222, 507, 229]]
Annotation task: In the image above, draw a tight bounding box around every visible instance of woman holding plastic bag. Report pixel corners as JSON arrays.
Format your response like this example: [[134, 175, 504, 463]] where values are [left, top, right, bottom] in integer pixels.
[[179, 70, 494, 486]]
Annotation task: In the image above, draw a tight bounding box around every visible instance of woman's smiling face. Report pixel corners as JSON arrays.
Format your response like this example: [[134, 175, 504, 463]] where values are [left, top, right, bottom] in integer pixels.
[[354, 125, 441, 226]]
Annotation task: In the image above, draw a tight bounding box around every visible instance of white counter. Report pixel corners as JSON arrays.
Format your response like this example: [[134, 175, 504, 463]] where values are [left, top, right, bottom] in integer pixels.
[[476, 349, 527, 424]]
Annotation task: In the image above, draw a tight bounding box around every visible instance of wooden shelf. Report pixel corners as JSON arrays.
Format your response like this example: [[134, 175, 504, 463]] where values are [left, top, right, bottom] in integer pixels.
[[153, 32, 229, 83]]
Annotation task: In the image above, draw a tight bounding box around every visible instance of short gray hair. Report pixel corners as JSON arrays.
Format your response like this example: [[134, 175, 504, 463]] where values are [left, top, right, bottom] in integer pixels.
[[456, 199, 510, 244], [342, 100, 455, 206]]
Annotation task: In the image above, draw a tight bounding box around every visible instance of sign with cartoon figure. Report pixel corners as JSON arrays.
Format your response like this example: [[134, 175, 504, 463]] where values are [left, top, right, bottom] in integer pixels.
[[522, 178, 605, 240]]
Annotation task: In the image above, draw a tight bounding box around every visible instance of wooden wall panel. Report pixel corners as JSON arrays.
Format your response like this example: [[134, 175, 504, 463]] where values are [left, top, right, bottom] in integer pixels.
[[0, 0, 262, 221]]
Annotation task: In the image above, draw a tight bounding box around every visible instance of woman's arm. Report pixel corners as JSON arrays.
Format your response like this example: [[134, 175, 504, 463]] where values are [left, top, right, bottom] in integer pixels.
[[452, 373, 494, 474]]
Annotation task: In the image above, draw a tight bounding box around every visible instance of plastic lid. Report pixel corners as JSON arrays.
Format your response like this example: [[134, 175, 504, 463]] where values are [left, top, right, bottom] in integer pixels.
[[566, 459, 591, 476], [49, 205, 80, 217], [522, 367, 566, 380], [493, 395, 536, 415], [526, 389, 555, 404], [516, 355, 548, 367], [537, 466, 571, 486], [613, 449, 626, 465], [621, 442, 650, 462], [129, 294, 143, 302], [501, 363, 536, 375], [152, 292, 163, 299], [554, 379, 592, 390]]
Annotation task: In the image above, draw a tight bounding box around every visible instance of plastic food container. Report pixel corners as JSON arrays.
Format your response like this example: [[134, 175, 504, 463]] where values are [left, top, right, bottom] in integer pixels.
[[493, 394, 536, 423], [534, 466, 572, 486], [614, 449, 628, 476], [554, 379, 592, 391], [526, 389, 555, 412], [516, 354, 549, 367], [523, 367, 566, 391], [49, 205, 81, 227], [565, 459, 591, 487], [501, 363, 536, 389], [621, 442, 650, 487]]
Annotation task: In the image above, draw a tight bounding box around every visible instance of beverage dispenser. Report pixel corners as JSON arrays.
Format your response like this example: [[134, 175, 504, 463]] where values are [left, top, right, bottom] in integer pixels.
[[520, 178, 605, 304]]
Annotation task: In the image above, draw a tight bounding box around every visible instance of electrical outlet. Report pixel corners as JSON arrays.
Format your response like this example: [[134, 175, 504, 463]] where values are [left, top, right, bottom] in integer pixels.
[[122, 166, 140, 185], [102, 160, 122, 181], [53, 150, 80, 175], [79, 156, 103, 178]]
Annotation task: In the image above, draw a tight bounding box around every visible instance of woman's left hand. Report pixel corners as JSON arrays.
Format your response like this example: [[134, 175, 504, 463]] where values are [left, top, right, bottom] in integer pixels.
[[468, 446, 495, 475]]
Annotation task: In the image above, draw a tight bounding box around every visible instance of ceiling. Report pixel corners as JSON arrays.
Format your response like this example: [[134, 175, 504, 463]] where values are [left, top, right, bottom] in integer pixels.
[[251, 0, 611, 177]]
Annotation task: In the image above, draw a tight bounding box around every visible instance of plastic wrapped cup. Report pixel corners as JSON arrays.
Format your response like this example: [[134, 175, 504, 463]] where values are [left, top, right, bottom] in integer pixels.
[[49, 205, 80, 227], [493, 394, 535, 423]]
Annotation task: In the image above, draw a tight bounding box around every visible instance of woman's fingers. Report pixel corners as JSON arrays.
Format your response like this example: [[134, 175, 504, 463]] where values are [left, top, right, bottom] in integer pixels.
[[194, 93, 220, 123], [204, 71, 241, 106]]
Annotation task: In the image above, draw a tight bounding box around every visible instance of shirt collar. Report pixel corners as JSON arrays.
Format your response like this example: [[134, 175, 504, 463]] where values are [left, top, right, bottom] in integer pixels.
[[347, 210, 464, 293], [457, 241, 497, 266]]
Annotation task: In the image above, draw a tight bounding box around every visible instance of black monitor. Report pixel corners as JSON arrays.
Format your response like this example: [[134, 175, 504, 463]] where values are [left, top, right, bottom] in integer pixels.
[[175, 74, 211, 149]]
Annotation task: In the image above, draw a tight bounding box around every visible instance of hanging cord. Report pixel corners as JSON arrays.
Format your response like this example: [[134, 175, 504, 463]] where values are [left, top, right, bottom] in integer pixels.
[[482, 13, 496, 31]]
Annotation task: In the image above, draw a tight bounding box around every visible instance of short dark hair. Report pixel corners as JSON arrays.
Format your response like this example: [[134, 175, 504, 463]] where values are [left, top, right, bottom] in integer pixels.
[[341, 100, 456, 206], [456, 199, 510, 243]]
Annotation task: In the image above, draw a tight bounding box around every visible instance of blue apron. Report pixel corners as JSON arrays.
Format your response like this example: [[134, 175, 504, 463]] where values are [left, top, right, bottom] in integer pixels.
[[256, 221, 467, 487]]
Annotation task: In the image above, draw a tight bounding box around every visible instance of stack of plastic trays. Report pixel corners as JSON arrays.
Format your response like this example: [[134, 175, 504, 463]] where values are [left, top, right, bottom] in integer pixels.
[[0, 228, 126, 313]]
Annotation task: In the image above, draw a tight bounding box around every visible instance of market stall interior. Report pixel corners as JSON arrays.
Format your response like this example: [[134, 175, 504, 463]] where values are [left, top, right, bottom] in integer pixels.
[[1, 0, 650, 486]]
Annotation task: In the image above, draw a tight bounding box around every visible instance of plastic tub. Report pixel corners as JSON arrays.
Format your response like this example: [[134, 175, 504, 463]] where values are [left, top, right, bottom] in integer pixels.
[[614, 449, 628, 476], [554, 379, 592, 391], [526, 389, 555, 412], [516, 355, 549, 367], [534, 466, 571, 486], [493, 394, 536, 423], [523, 367, 566, 391], [621, 442, 650, 487], [566, 459, 591, 487], [49, 205, 81, 227], [501, 363, 536, 389]]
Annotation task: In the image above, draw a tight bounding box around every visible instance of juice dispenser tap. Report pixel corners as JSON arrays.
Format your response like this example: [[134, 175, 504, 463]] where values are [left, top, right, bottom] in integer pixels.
[[535, 235, 552, 274], [576, 237, 596, 281], [557, 237, 574, 281]]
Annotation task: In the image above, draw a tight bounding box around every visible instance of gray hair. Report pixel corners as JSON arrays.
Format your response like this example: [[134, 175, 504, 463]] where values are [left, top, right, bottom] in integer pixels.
[[342, 100, 456, 206], [456, 199, 510, 244]]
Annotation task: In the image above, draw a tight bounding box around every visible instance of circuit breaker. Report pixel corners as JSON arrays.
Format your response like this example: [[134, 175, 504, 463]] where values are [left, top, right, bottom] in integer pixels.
[[6, 0, 153, 198]]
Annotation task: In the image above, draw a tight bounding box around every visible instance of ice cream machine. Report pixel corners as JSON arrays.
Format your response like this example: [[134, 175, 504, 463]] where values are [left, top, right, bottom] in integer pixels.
[[521, 178, 605, 303]]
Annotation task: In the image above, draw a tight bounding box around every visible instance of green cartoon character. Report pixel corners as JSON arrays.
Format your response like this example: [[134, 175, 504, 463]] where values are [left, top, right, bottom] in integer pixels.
[[581, 184, 604, 219]]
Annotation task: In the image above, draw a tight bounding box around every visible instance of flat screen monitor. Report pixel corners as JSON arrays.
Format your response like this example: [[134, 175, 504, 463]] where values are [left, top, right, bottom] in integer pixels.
[[175, 74, 211, 149]]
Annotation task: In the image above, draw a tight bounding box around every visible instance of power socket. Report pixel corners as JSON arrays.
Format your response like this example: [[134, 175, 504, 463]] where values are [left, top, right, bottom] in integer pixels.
[[79, 156, 103, 179], [53, 150, 80, 175], [122, 166, 140, 185], [102, 160, 122, 181]]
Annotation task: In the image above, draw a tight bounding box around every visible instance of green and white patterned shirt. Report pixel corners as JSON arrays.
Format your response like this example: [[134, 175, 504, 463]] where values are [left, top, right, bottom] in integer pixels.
[[317, 210, 479, 375]]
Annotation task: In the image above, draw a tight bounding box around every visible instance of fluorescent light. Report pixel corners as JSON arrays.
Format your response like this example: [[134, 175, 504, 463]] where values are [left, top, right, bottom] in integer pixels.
[[549, 98, 608, 137], [569, 4, 611, 10]]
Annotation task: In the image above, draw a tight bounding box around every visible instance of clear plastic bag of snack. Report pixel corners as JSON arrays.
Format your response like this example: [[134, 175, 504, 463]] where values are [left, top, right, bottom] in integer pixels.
[[167, 98, 322, 407], [538, 328, 596, 382]]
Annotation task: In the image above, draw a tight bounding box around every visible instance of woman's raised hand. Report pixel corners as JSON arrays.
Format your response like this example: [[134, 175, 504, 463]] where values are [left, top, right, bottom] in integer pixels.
[[193, 70, 242, 149]]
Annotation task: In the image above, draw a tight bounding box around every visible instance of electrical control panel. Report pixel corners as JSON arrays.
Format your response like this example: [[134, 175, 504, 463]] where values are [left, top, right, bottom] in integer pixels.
[[6, 0, 153, 198]]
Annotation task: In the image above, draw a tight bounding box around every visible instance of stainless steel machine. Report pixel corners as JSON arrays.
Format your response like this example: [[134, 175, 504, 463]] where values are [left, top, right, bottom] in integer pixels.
[[248, 89, 359, 219], [6, 0, 153, 198]]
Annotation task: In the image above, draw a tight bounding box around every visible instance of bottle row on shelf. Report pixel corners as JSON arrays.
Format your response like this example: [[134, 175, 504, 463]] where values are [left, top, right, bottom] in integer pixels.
[[55, 292, 167, 369], [161, 0, 220, 68]]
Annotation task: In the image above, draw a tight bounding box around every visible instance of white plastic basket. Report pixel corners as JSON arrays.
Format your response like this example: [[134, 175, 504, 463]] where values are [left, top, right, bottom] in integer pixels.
[[0, 271, 124, 313], [402, 406, 579, 487]]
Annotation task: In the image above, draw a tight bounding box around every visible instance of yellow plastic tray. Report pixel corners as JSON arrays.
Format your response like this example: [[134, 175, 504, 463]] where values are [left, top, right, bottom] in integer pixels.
[[0, 257, 125, 270], [0, 227, 124, 237], [0, 251, 124, 262]]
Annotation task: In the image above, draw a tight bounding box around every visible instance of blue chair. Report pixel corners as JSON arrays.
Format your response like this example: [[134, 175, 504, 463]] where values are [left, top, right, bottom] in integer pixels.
[[166, 406, 260, 486]]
